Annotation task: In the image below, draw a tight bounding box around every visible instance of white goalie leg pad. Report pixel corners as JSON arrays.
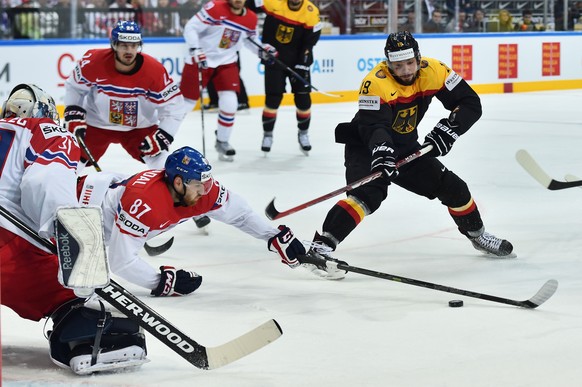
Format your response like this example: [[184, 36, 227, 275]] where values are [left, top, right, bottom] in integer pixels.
[[55, 207, 109, 294], [70, 345, 150, 375]]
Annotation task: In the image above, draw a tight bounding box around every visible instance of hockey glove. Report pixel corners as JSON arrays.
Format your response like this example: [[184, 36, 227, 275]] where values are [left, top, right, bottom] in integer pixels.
[[268, 225, 306, 268], [139, 128, 173, 157], [64, 105, 87, 140], [151, 266, 202, 297], [371, 141, 399, 181], [423, 118, 460, 157], [189, 48, 208, 69], [259, 44, 278, 65]]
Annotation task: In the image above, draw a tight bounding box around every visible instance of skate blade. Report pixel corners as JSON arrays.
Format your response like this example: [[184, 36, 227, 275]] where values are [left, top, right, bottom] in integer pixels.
[[218, 154, 234, 162]]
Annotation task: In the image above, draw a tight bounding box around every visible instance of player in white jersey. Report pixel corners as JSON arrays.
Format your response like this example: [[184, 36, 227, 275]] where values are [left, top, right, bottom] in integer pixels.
[[64, 20, 183, 170], [180, 0, 277, 161], [77, 146, 324, 296], [0, 84, 149, 375]]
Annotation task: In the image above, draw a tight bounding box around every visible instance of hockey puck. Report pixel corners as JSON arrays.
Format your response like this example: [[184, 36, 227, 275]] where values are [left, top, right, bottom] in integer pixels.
[[448, 300, 464, 308]]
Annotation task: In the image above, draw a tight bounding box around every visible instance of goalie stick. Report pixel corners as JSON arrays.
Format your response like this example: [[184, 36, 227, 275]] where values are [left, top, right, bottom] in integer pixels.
[[300, 253, 558, 309], [516, 149, 582, 190], [0, 204, 283, 370], [265, 145, 432, 220]]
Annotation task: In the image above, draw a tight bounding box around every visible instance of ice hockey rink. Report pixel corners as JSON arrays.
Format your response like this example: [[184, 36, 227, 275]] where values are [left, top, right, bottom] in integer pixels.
[[3, 89, 582, 386]]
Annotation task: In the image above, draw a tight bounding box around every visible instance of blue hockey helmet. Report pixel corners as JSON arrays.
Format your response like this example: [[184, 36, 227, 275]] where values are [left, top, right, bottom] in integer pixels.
[[165, 147, 214, 194], [1, 83, 60, 125], [110, 20, 142, 47]]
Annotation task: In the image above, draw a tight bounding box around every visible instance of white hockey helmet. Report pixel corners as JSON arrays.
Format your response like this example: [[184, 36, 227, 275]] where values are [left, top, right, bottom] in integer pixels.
[[1, 83, 60, 125]]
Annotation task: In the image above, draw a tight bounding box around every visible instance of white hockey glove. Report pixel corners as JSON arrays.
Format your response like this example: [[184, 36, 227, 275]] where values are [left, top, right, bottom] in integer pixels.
[[64, 105, 87, 140], [268, 225, 306, 268], [189, 48, 208, 69], [139, 128, 173, 157], [259, 44, 278, 65], [151, 266, 202, 297]]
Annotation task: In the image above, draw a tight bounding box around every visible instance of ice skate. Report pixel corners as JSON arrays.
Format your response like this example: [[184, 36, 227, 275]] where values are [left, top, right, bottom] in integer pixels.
[[215, 140, 235, 162], [298, 130, 311, 156], [466, 227, 514, 257], [261, 132, 273, 154], [299, 233, 346, 280]]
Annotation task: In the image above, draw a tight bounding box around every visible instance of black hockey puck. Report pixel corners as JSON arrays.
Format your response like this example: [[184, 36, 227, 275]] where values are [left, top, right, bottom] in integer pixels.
[[448, 300, 464, 308]]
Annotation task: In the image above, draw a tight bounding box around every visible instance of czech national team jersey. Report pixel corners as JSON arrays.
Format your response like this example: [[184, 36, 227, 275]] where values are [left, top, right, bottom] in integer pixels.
[[64, 49, 184, 136], [0, 117, 79, 244], [183, 0, 260, 67], [77, 169, 277, 290]]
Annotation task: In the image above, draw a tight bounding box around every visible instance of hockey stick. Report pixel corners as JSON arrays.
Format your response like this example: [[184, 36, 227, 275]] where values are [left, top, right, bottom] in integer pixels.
[[246, 38, 342, 98], [143, 236, 174, 256], [516, 149, 582, 190], [76, 133, 102, 172], [75, 134, 173, 256], [265, 145, 433, 220], [564, 174, 582, 188], [300, 253, 558, 309], [198, 65, 207, 155], [0, 204, 283, 370]]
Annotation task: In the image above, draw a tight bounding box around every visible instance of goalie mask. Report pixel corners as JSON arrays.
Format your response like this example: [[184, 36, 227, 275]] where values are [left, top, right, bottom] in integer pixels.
[[384, 31, 422, 86], [1, 83, 60, 125], [165, 146, 214, 196]]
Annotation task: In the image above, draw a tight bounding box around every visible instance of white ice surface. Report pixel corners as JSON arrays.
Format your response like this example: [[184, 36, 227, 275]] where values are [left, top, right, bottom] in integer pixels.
[[3, 90, 582, 386]]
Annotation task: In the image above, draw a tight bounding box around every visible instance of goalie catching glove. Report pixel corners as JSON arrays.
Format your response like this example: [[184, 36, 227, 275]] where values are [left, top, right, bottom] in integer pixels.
[[151, 266, 202, 297], [139, 128, 173, 157], [268, 225, 306, 268], [64, 105, 87, 140]]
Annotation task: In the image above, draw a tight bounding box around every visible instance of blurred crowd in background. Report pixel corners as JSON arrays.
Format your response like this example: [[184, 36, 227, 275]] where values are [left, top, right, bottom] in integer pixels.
[[1, 0, 581, 40]]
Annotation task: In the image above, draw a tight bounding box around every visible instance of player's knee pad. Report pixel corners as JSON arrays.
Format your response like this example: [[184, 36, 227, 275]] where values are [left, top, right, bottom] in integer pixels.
[[217, 90, 237, 113], [435, 170, 471, 207], [48, 300, 147, 375], [265, 94, 283, 110], [294, 92, 311, 111]]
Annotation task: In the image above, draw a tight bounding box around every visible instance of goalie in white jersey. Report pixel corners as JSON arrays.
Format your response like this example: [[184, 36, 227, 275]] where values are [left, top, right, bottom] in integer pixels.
[[180, 0, 277, 161], [0, 84, 149, 375]]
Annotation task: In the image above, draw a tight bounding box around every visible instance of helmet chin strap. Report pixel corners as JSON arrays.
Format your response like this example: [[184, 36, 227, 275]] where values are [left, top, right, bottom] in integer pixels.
[[172, 181, 190, 207]]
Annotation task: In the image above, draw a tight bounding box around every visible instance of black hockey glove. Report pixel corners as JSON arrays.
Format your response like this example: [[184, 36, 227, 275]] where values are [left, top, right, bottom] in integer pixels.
[[151, 266, 202, 297], [64, 105, 87, 140], [371, 142, 399, 181], [139, 128, 173, 157], [291, 50, 312, 88], [268, 225, 306, 268], [423, 118, 461, 157]]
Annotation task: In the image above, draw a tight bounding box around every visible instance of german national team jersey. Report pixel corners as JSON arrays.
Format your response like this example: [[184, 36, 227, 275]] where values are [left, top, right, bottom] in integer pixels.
[[77, 169, 278, 290], [354, 57, 482, 153], [253, 0, 322, 64], [64, 49, 184, 136], [0, 117, 79, 244], [183, 0, 260, 68]]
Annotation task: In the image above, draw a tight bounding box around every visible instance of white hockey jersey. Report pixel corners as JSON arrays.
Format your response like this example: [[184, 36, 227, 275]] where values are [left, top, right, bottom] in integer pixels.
[[77, 169, 279, 291], [64, 49, 184, 137], [0, 117, 79, 247], [183, 0, 262, 68]]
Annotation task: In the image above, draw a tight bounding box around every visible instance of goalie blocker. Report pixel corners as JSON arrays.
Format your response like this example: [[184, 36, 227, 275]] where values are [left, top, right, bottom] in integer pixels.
[[55, 207, 109, 297]]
